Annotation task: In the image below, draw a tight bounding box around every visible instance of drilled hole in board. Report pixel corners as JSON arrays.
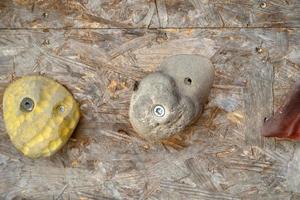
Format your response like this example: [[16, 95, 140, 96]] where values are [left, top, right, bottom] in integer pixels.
[[184, 77, 192, 85]]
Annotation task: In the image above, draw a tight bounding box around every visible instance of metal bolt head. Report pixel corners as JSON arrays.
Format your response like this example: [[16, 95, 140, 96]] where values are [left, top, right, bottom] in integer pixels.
[[153, 105, 165, 117], [20, 97, 35, 112], [58, 105, 65, 113], [260, 2, 267, 8]]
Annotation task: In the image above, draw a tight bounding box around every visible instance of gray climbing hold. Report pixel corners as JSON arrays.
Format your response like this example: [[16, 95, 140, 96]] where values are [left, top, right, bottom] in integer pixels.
[[129, 54, 215, 141]]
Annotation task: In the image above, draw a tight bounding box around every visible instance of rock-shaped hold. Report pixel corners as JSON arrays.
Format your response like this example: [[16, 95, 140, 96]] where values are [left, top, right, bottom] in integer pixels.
[[129, 55, 215, 141], [3, 76, 80, 158], [262, 80, 300, 140]]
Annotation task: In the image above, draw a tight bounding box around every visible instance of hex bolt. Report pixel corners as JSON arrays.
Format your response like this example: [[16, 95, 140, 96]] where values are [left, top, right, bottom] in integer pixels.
[[153, 105, 165, 117], [20, 97, 35, 112]]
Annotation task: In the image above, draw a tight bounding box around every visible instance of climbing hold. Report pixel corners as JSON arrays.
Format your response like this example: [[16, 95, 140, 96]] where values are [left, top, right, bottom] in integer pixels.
[[262, 80, 300, 140], [129, 54, 215, 141], [3, 76, 80, 158]]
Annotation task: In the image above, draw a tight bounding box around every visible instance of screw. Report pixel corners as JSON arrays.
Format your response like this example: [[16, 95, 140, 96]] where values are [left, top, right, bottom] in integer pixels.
[[256, 47, 263, 54], [153, 105, 165, 117], [42, 12, 48, 18], [20, 97, 35, 112], [58, 105, 65, 113], [42, 39, 50, 45], [260, 2, 267, 8]]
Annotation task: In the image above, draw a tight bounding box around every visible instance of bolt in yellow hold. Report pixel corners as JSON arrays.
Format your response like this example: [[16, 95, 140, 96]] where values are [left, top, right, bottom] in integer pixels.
[[2, 75, 80, 158]]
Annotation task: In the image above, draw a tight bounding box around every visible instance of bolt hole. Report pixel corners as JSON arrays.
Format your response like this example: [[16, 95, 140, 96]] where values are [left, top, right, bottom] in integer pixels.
[[42, 39, 50, 45], [133, 81, 139, 91], [255, 47, 263, 54], [184, 77, 192, 85], [263, 117, 268, 123], [42, 12, 48, 18]]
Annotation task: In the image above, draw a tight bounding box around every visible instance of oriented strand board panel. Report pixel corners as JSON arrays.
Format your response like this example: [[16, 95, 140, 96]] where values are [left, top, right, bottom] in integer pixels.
[[0, 0, 300, 28], [1, 0, 300, 200], [1, 28, 300, 199]]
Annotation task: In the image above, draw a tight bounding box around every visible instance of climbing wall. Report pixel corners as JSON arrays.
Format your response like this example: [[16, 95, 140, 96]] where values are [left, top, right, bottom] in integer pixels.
[[1, 0, 300, 199]]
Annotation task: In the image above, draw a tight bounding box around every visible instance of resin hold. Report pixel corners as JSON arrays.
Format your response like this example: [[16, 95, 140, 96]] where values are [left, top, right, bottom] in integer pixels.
[[3, 76, 80, 158], [262, 80, 300, 140], [129, 54, 215, 141]]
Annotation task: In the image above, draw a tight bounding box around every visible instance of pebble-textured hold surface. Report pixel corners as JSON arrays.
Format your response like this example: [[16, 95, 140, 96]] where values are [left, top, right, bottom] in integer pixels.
[[3, 76, 80, 158]]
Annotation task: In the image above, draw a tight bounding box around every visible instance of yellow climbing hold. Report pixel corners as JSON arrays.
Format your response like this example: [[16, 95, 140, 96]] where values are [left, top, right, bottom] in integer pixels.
[[3, 75, 80, 158]]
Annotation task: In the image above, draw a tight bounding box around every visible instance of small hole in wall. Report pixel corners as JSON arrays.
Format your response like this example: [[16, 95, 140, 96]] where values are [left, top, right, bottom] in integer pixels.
[[184, 77, 192, 85], [117, 129, 130, 135], [20, 97, 35, 112], [263, 117, 269, 123], [42, 12, 48, 18], [255, 47, 263, 54], [133, 81, 139, 91]]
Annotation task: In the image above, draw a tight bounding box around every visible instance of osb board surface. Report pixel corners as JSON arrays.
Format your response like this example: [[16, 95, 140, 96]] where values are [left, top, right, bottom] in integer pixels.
[[1, 1, 300, 200], [0, 0, 300, 28]]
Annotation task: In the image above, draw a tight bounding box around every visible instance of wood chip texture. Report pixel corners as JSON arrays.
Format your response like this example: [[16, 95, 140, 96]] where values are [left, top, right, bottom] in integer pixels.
[[0, 0, 300, 199]]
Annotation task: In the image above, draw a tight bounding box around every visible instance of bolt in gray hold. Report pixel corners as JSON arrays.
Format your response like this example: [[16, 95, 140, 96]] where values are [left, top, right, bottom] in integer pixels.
[[153, 105, 165, 117], [129, 54, 215, 141]]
